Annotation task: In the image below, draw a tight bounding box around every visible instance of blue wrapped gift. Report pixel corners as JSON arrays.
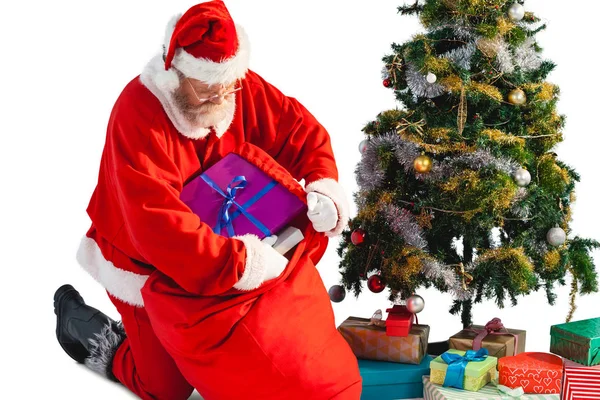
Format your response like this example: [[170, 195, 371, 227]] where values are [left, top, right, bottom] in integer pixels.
[[359, 355, 432, 400]]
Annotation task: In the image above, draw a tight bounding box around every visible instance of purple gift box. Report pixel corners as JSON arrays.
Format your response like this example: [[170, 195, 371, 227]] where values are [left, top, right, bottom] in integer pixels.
[[180, 153, 307, 239]]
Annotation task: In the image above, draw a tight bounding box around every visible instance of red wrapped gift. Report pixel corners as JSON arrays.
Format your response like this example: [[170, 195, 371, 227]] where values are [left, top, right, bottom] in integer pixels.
[[385, 305, 417, 337], [498, 352, 563, 394], [562, 359, 600, 400]]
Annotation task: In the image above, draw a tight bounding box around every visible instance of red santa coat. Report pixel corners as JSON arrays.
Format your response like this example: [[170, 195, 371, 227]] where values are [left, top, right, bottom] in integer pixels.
[[76, 54, 360, 398]]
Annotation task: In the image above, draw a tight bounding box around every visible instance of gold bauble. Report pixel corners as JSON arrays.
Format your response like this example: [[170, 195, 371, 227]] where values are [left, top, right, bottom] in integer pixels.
[[508, 89, 527, 105], [414, 154, 433, 173]]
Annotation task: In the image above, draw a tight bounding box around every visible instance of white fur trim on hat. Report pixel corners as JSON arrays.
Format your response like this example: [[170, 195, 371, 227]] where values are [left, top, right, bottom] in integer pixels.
[[76, 236, 148, 307], [305, 178, 350, 237], [163, 15, 250, 86]]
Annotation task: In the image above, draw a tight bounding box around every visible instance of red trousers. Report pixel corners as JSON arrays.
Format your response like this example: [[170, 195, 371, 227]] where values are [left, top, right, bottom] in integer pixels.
[[108, 294, 195, 400]]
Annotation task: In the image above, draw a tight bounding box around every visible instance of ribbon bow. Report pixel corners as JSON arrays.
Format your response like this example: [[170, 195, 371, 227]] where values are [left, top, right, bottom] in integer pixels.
[[455, 262, 473, 290], [491, 379, 529, 400], [441, 348, 488, 389], [200, 175, 272, 237], [368, 309, 386, 328], [470, 317, 520, 356]]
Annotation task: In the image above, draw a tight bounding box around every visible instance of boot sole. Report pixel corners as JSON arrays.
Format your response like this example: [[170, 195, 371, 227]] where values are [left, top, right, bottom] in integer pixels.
[[54, 284, 89, 363]]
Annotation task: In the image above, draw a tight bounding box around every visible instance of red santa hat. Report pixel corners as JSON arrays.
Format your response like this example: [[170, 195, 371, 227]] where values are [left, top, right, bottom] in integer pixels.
[[154, 1, 250, 90]]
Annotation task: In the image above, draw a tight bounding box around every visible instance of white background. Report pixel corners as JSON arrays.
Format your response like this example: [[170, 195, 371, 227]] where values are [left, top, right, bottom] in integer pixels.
[[1, 1, 598, 398]]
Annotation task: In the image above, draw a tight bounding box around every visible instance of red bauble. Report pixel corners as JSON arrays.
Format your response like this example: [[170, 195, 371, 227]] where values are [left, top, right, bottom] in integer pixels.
[[367, 274, 386, 293], [351, 229, 366, 245], [383, 79, 392, 88], [328, 285, 346, 303]]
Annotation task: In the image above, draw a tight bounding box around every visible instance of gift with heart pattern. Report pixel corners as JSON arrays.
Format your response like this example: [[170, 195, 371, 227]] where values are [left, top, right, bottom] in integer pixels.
[[498, 352, 563, 394]]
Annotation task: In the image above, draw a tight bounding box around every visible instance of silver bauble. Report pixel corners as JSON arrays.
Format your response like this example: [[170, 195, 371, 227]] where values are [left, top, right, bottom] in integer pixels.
[[406, 294, 425, 314], [359, 139, 369, 154], [426, 72, 438, 84], [508, 3, 525, 21], [547, 227, 567, 247], [514, 168, 532, 187]]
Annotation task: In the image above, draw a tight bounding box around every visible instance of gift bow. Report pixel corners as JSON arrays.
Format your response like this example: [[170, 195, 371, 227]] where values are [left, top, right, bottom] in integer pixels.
[[200, 175, 273, 237], [492, 379, 529, 400], [368, 309, 386, 328], [441, 348, 489, 389], [470, 317, 520, 357], [497, 384, 527, 399]]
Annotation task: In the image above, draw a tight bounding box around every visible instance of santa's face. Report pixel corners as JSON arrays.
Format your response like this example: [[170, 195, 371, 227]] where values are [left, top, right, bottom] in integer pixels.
[[173, 77, 237, 128]]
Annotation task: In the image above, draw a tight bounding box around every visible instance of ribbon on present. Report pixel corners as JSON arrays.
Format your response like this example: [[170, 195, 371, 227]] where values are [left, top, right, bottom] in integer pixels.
[[368, 309, 386, 328], [200, 174, 274, 237], [468, 317, 520, 356], [441, 348, 489, 389], [491, 379, 529, 400]]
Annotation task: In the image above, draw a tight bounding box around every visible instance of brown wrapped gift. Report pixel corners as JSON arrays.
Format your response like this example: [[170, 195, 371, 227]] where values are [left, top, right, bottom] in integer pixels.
[[449, 318, 526, 359], [337, 316, 429, 364]]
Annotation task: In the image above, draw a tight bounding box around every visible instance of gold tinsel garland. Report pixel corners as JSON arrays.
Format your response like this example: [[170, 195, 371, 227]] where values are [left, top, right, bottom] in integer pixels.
[[481, 129, 526, 146]]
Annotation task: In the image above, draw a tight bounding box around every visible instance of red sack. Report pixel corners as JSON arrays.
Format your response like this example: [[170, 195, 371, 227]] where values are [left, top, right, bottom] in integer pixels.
[[141, 143, 362, 400]]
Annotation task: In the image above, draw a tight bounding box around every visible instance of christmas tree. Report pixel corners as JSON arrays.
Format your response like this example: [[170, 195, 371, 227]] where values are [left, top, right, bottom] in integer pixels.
[[334, 0, 599, 327]]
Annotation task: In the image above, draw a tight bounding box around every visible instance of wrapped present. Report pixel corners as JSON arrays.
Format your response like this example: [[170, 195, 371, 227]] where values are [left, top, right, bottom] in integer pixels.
[[180, 152, 306, 239], [449, 318, 526, 359], [561, 359, 600, 400], [359, 355, 432, 399], [423, 376, 560, 399], [338, 315, 430, 364], [430, 349, 498, 392], [498, 352, 563, 394], [550, 317, 600, 366], [386, 305, 417, 337]]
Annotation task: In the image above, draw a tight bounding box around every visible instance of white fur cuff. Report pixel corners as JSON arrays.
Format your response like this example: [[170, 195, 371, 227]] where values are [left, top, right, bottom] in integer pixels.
[[232, 234, 267, 291], [305, 178, 349, 237]]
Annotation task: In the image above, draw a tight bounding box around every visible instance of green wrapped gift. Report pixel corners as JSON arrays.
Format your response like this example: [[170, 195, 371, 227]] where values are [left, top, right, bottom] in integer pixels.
[[430, 349, 497, 392], [550, 317, 600, 366]]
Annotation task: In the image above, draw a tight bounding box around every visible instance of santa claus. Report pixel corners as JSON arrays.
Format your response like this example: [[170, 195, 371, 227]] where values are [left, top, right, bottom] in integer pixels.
[[54, 1, 361, 399]]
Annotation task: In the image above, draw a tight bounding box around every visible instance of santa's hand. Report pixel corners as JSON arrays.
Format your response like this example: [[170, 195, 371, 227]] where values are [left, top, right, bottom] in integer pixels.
[[261, 235, 288, 282], [306, 192, 338, 233]]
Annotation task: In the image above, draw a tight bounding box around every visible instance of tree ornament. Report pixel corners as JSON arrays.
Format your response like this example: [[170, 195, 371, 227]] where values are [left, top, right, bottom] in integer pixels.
[[367, 274, 386, 293], [328, 285, 346, 303], [406, 294, 425, 313], [426, 72, 437, 84], [508, 89, 527, 105], [351, 228, 366, 245], [414, 154, 433, 173], [508, 3, 526, 21], [358, 139, 369, 154], [547, 227, 567, 247], [383, 79, 392, 88], [513, 168, 532, 187]]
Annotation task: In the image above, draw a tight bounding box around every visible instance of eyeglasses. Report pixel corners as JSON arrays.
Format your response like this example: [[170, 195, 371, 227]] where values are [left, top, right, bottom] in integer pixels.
[[186, 78, 242, 104]]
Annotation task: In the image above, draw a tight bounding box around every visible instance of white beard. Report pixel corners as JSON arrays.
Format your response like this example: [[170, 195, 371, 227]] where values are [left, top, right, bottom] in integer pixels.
[[173, 91, 236, 130]]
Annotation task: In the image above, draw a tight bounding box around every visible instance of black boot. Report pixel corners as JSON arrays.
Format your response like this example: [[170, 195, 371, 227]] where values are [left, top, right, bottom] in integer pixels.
[[54, 284, 126, 381]]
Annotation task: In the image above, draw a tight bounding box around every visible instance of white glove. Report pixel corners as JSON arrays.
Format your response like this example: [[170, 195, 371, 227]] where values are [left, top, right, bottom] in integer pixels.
[[306, 192, 338, 233], [261, 235, 288, 283]]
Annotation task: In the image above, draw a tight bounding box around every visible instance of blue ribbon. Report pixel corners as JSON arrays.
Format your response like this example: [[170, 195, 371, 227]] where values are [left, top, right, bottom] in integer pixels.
[[200, 174, 273, 238], [441, 348, 489, 389]]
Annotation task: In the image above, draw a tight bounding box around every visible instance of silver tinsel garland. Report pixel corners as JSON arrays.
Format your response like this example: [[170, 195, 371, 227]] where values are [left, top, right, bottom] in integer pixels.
[[356, 139, 386, 191], [443, 42, 477, 70], [356, 133, 422, 191], [393, 148, 521, 182], [421, 258, 473, 301], [405, 63, 447, 98], [382, 203, 427, 249], [510, 187, 532, 218], [514, 37, 543, 72]]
